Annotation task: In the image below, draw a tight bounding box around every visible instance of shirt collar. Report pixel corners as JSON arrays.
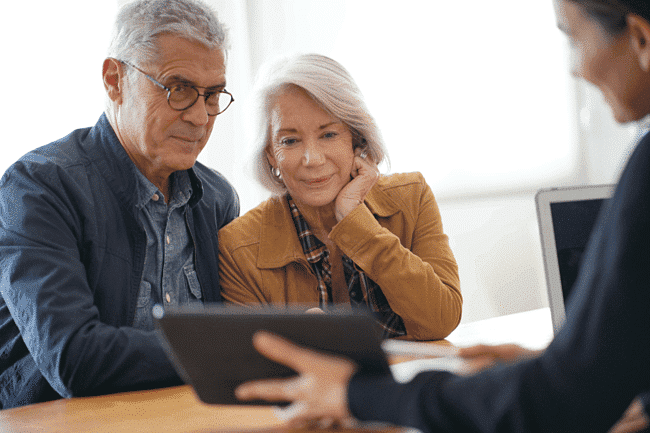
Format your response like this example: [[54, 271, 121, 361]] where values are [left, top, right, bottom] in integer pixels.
[[132, 165, 194, 209]]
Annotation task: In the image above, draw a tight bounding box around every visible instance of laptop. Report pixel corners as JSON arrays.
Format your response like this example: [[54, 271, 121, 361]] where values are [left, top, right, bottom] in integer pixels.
[[152, 304, 391, 405], [535, 184, 615, 334]]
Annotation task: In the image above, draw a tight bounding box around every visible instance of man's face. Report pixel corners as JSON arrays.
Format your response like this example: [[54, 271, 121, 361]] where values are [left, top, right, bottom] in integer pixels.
[[116, 34, 227, 184]]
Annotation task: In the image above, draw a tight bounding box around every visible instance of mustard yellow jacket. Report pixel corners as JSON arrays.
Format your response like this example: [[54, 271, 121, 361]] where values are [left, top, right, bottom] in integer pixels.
[[218, 172, 462, 340]]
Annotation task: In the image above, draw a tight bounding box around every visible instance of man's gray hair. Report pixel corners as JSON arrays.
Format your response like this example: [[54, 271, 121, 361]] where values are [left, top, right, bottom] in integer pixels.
[[252, 53, 389, 194], [107, 0, 228, 66]]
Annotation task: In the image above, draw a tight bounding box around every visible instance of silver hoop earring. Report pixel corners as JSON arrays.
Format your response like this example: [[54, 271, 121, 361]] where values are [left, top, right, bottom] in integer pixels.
[[272, 167, 281, 179]]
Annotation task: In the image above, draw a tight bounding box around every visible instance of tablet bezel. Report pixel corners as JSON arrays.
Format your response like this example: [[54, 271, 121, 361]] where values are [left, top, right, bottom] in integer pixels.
[[153, 305, 391, 405]]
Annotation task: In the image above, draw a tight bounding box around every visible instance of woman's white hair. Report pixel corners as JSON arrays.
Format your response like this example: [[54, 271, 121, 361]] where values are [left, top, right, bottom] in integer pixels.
[[107, 0, 228, 67], [252, 53, 389, 194]]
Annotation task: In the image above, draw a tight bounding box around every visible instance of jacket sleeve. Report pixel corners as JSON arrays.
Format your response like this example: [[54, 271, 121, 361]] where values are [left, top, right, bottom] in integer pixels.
[[329, 173, 462, 340], [348, 137, 650, 432], [0, 161, 182, 399]]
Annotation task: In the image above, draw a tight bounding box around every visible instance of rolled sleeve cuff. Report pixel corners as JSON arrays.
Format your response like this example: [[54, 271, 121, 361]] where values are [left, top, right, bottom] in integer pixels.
[[329, 204, 382, 256]]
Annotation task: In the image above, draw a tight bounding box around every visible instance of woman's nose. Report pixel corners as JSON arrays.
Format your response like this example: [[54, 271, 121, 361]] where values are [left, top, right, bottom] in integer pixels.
[[303, 141, 325, 165]]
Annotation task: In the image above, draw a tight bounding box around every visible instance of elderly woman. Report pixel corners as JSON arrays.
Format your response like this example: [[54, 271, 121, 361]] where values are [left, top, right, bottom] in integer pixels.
[[235, 1, 650, 432], [218, 54, 462, 340]]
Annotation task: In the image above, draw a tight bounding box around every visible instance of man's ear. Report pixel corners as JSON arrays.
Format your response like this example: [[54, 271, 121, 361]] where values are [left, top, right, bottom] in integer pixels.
[[628, 14, 650, 72], [103, 58, 124, 103]]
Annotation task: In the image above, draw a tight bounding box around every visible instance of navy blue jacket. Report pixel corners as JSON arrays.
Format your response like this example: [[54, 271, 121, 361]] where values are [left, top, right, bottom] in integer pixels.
[[349, 131, 650, 432], [0, 114, 239, 409]]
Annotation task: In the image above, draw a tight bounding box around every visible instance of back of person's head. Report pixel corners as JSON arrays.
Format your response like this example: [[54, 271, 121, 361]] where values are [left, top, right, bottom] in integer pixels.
[[107, 0, 228, 67], [252, 53, 389, 194], [569, 0, 650, 34]]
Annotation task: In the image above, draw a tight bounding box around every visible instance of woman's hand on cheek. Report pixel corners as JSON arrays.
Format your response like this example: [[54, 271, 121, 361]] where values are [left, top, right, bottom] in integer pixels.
[[334, 150, 379, 222]]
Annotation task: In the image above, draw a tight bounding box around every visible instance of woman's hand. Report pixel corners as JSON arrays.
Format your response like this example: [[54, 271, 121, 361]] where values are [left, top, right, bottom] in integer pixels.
[[457, 344, 543, 374], [334, 148, 380, 222], [235, 331, 358, 428], [608, 398, 650, 433]]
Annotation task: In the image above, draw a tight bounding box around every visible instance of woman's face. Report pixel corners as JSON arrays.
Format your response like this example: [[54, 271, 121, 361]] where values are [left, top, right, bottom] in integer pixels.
[[266, 86, 355, 208], [554, 0, 650, 122]]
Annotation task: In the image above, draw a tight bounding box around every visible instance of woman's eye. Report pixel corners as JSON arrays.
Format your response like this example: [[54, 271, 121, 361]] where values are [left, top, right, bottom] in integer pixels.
[[322, 132, 338, 139], [279, 138, 298, 146]]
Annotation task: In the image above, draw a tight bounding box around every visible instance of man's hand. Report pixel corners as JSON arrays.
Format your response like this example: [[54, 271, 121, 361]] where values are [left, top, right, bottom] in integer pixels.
[[235, 331, 358, 428]]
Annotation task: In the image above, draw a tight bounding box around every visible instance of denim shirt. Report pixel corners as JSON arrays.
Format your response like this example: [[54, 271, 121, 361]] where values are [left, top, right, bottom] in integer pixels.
[[133, 170, 202, 331]]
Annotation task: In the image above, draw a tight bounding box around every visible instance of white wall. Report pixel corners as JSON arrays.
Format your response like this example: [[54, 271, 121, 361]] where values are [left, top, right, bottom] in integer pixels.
[[2, 1, 118, 174]]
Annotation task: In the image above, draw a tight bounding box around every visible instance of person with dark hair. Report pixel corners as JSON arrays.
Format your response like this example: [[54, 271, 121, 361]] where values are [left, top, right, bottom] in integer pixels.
[[234, 1, 650, 432], [0, 0, 239, 409], [218, 53, 461, 340]]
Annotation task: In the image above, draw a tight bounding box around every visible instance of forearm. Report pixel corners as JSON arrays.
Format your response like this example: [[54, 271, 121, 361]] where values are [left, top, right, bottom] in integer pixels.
[[2, 254, 181, 397], [348, 370, 459, 433], [61, 324, 182, 396], [330, 204, 461, 340]]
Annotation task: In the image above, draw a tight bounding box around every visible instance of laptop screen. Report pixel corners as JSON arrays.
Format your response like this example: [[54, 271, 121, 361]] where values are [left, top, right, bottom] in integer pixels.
[[550, 198, 607, 302], [536, 184, 614, 334]]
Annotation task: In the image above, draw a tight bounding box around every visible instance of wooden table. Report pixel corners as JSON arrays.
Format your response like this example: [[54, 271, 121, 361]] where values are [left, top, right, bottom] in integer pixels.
[[0, 308, 553, 432], [0, 385, 281, 433], [0, 384, 405, 433]]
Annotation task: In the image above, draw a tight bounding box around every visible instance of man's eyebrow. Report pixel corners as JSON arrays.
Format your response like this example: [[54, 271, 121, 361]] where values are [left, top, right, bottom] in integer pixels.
[[164, 74, 226, 89]]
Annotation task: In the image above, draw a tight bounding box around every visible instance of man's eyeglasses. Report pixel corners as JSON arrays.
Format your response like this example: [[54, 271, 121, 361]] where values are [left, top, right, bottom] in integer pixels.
[[120, 61, 234, 116]]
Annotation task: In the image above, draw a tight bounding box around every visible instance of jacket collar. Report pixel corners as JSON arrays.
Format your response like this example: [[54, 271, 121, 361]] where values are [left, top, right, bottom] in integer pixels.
[[257, 179, 400, 269], [85, 114, 204, 212]]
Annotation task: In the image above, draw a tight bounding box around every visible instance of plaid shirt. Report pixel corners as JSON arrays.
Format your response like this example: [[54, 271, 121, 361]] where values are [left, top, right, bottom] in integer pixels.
[[287, 195, 406, 338]]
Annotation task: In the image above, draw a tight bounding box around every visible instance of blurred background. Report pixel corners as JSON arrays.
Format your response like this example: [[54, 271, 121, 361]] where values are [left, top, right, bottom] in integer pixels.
[[2, 0, 641, 323]]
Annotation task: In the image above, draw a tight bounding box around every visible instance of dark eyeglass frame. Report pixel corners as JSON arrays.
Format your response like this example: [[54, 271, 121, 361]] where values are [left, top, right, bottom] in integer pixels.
[[119, 60, 234, 116]]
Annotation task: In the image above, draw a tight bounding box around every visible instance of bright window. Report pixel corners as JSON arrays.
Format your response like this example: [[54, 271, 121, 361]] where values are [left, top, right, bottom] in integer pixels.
[[328, 1, 575, 198]]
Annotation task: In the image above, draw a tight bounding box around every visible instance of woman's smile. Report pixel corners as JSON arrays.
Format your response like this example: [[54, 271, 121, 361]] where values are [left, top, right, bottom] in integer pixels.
[[303, 175, 334, 187]]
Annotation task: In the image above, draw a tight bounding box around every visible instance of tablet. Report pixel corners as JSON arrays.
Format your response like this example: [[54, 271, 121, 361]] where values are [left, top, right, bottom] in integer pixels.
[[152, 304, 391, 405]]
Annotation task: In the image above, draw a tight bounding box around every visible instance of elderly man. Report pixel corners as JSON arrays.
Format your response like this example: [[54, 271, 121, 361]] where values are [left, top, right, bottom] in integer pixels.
[[0, 0, 238, 409]]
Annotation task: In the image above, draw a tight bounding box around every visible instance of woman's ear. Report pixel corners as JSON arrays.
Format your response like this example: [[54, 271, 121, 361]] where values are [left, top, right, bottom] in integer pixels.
[[265, 148, 276, 166], [265, 146, 277, 171], [628, 14, 650, 72]]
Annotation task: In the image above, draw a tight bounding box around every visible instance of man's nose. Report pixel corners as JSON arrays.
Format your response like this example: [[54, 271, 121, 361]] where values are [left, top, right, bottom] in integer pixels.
[[181, 95, 211, 126]]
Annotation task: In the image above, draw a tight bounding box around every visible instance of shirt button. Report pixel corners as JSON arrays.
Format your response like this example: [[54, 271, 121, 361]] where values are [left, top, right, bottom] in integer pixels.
[[152, 193, 159, 201], [165, 293, 171, 303], [166, 235, 171, 244]]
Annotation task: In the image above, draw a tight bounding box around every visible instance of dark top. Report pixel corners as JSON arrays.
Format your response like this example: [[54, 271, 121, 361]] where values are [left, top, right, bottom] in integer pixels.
[[348, 131, 650, 432], [0, 114, 239, 409]]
